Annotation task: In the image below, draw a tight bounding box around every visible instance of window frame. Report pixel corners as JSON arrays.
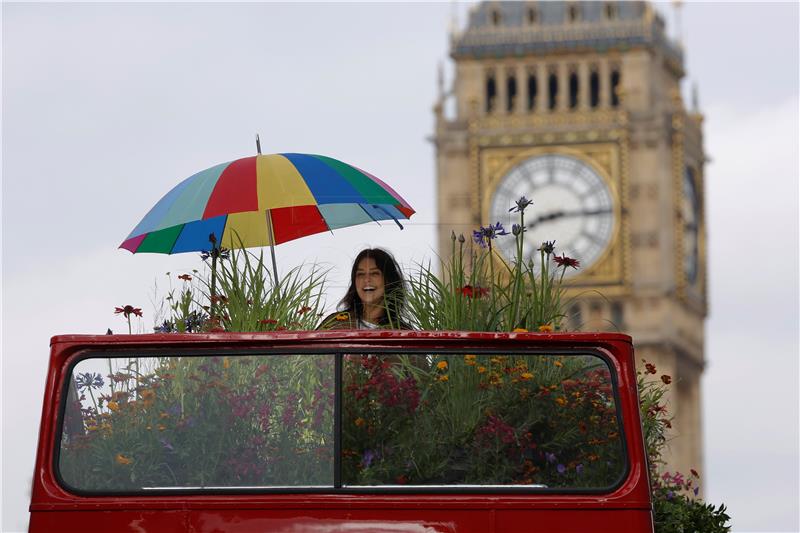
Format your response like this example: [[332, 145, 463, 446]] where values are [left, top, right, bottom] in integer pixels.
[[55, 346, 631, 497]]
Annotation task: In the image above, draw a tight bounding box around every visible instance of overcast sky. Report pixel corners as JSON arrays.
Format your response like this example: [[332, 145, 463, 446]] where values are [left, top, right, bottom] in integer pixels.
[[2, 2, 798, 532]]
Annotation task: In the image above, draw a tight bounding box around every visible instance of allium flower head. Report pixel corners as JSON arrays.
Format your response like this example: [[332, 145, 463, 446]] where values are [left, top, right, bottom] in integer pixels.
[[473, 222, 509, 248], [509, 196, 533, 213], [538, 240, 556, 254], [75, 372, 104, 391]]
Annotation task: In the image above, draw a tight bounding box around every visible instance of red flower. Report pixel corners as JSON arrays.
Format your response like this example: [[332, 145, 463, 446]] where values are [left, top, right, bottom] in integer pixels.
[[114, 305, 143, 318], [260, 318, 278, 325], [661, 375, 672, 385], [177, 274, 192, 281], [298, 306, 312, 314], [553, 254, 580, 269], [690, 468, 699, 478], [457, 285, 489, 298], [645, 363, 657, 374]]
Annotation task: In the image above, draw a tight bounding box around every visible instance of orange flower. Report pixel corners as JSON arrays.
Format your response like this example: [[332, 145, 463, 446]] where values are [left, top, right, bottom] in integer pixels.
[[521, 372, 534, 380], [223, 357, 230, 369], [555, 397, 567, 406], [335, 313, 349, 321], [115, 453, 133, 465], [107, 401, 119, 412], [436, 360, 448, 370], [354, 417, 366, 427], [464, 354, 477, 365], [157, 424, 166, 431], [538, 324, 553, 332], [477, 366, 487, 374], [513, 328, 528, 333], [553, 360, 563, 367], [438, 375, 449, 382]]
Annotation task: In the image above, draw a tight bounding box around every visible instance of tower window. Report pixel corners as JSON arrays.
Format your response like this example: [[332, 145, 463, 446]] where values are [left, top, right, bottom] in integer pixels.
[[568, 4, 580, 22], [527, 74, 537, 110], [548, 72, 558, 110], [611, 301, 624, 330], [491, 9, 501, 26], [527, 7, 538, 24], [611, 69, 621, 107], [569, 72, 579, 109], [507, 75, 517, 112], [569, 304, 583, 331], [590, 70, 599, 108], [605, 3, 617, 20], [486, 75, 497, 113]]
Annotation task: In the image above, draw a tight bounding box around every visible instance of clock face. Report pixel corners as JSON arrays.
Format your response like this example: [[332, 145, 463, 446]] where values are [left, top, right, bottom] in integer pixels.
[[489, 154, 615, 276], [682, 166, 699, 285]]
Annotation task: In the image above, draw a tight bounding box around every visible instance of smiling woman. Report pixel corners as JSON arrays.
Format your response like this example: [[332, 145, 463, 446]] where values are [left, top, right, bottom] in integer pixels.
[[318, 248, 409, 330]]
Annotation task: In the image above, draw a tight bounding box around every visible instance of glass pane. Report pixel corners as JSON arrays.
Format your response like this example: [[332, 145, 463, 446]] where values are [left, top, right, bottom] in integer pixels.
[[59, 354, 334, 491], [342, 353, 625, 489]]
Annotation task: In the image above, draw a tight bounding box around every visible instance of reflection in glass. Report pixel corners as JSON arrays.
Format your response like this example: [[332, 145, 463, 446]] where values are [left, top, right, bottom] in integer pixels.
[[342, 353, 624, 488], [59, 354, 334, 491]]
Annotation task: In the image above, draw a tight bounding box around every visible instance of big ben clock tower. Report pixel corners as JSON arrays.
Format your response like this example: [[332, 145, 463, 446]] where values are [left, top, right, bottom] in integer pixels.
[[434, 1, 707, 477]]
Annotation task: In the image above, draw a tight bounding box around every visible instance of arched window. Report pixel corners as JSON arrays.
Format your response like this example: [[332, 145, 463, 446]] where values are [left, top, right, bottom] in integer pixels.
[[527, 7, 538, 24], [527, 73, 537, 111], [590, 70, 600, 108], [548, 72, 558, 110], [491, 9, 501, 26], [568, 4, 580, 22], [610, 69, 621, 107], [507, 74, 517, 112], [605, 2, 617, 20], [486, 75, 497, 113], [569, 71, 579, 109]]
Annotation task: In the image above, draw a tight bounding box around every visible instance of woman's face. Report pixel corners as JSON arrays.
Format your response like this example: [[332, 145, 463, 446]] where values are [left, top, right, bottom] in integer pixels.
[[355, 256, 385, 308]]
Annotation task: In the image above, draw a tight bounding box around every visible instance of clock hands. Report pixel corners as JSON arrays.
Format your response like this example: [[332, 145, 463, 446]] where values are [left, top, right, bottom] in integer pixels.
[[527, 208, 612, 229]]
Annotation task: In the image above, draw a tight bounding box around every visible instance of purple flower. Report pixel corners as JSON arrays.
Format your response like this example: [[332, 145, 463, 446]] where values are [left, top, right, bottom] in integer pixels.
[[575, 464, 584, 475], [361, 449, 377, 468], [75, 372, 104, 391], [666, 490, 674, 500], [545, 452, 556, 463], [693, 487, 699, 496], [159, 438, 174, 452], [473, 222, 509, 248], [557, 464, 566, 474], [509, 196, 533, 213]]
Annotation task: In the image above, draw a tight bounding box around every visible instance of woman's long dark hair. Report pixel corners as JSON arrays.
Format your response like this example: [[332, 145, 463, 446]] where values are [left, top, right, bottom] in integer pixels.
[[338, 248, 406, 326]]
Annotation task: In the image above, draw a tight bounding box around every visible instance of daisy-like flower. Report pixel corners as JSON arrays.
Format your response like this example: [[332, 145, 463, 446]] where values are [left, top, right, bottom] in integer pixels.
[[115, 453, 133, 465], [552, 254, 580, 269], [538, 324, 554, 332], [114, 305, 143, 318], [436, 360, 448, 370]]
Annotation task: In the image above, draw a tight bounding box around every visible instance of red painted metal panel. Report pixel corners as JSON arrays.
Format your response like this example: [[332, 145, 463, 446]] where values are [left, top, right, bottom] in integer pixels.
[[30, 332, 653, 533]]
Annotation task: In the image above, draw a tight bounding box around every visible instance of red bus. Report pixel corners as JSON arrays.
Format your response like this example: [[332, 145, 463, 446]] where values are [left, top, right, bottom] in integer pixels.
[[30, 331, 653, 532]]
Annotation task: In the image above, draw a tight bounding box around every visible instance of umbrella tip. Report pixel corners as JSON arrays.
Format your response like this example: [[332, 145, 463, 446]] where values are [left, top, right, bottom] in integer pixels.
[[255, 134, 262, 155]]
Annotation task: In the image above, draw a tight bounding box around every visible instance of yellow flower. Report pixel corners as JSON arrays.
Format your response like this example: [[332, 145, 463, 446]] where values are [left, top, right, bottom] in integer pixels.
[[490, 357, 502, 365], [354, 417, 366, 427], [464, 354, 477, 366], [159, 412, 170, 419], [513, 328, 528, 333], [477, 366, 487, 374], [521, 372, 534, 380], [115, 453, 133, 465], [553, 360, 563, 367], [223, 357, 230, 369], [555, 397, 567, 406], [438, 375, 449, 382], [157, 424, 167, 431], [107, 401, 119, 412], [538, 324, 554, 332], [335, 313, 349, 321], [436, 360, 448, 370]]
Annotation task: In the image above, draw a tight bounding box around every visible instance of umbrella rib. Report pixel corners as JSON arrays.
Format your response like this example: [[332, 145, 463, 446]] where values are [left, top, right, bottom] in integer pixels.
[[372, 204, 404, 230], [358, 204, 382, 226]]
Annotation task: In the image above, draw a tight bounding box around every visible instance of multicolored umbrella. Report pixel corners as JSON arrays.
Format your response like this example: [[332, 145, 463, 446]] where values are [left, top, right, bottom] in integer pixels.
[[121, 152, 415, 256]]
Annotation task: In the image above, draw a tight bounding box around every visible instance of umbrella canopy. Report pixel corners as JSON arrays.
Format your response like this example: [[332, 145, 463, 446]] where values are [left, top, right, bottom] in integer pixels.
[[120, 153, 415, 254]]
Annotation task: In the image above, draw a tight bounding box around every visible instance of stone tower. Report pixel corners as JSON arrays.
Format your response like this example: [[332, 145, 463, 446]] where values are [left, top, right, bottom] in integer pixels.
[[433, 1, 707, 478]]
